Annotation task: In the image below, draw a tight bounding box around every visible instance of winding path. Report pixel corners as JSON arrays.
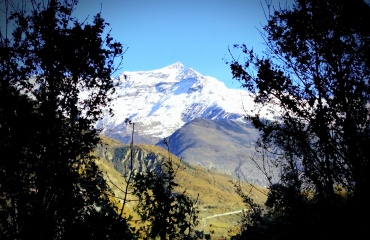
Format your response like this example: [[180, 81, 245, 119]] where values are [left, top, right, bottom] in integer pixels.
[[200, 209, 248, 229]]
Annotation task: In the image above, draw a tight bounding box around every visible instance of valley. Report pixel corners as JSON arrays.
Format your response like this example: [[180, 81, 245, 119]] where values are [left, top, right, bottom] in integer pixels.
[[94, 135, 269, 239]]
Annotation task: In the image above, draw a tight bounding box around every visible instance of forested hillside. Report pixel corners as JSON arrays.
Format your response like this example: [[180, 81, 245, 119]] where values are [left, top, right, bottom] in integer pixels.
[[95, 135, 268, 238]]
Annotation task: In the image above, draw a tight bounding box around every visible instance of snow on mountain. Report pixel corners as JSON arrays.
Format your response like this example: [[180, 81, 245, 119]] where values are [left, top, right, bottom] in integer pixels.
[[96, 62, 275, 143]]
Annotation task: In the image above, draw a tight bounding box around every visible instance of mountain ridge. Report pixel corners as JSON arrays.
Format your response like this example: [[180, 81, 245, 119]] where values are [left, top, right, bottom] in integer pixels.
[[96, 62, 279, 185], [97, 62, 270, 143]]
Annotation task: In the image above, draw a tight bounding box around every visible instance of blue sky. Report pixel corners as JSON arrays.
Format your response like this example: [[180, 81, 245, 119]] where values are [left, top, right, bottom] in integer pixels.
[[73, 0, 279, 89]]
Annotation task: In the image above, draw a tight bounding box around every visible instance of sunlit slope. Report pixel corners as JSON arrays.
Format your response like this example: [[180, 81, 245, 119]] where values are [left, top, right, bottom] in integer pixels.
[[94, 135, 268, 237]]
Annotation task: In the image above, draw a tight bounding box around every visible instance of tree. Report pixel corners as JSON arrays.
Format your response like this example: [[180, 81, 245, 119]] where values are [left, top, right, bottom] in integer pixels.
[[228, 0, 370, 239], [131, 139, 199, 239], [0, 0, 130, 239]]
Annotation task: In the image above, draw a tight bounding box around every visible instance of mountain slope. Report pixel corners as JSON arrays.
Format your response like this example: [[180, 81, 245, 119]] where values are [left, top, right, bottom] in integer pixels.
[[156, 118, 273, 186], [94, 135, 268, 237], [96, 62, 276, 144], [95, 135, 267, 207]]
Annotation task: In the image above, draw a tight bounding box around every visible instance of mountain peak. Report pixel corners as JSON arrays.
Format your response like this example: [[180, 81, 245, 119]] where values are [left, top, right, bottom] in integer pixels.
[[167, 61, 185, 69], [98, 63, 273, 143]]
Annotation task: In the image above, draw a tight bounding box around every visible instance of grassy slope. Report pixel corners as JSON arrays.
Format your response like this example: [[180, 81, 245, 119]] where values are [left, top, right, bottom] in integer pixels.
[[95, 135, 268, 239]]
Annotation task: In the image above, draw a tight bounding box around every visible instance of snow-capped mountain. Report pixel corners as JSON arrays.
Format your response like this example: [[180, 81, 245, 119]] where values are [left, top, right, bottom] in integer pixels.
[[97, 62, 274, 143]]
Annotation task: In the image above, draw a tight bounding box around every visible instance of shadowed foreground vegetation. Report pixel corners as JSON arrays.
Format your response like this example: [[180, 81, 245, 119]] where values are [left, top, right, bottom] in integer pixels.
[[1, 0, 369, 239], [228, 0, 370, 239]]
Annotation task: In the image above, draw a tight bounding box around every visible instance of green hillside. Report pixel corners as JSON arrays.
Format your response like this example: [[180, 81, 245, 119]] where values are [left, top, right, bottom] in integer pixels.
[[94, 135, 268, 239]]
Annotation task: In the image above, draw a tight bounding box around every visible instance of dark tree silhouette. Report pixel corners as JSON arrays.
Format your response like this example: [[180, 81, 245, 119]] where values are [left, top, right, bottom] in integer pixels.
[[228, 0, 370, 239], [0, 0, 131, 239], [131, 139, 199, 239]]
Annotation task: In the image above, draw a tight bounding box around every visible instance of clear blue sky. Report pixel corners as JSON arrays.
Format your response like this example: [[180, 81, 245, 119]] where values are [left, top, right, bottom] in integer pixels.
[[73, 0, 283, 89]]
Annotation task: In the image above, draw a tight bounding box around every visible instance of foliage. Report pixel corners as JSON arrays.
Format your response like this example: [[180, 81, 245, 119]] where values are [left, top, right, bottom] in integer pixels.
[[0, 0, 131, 239], [229, 0, 370, 239], [131, 140, 199, 239]]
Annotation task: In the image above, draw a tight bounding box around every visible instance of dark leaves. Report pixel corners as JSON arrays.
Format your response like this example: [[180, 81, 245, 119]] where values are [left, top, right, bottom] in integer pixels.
[[0, 0, 129, 239], [229, 0, 370, 239]]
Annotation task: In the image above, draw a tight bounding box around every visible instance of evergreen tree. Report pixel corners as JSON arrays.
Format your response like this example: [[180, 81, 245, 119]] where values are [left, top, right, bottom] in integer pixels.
[[229, 0, 370, 239], [0, 0, 130, 239]]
